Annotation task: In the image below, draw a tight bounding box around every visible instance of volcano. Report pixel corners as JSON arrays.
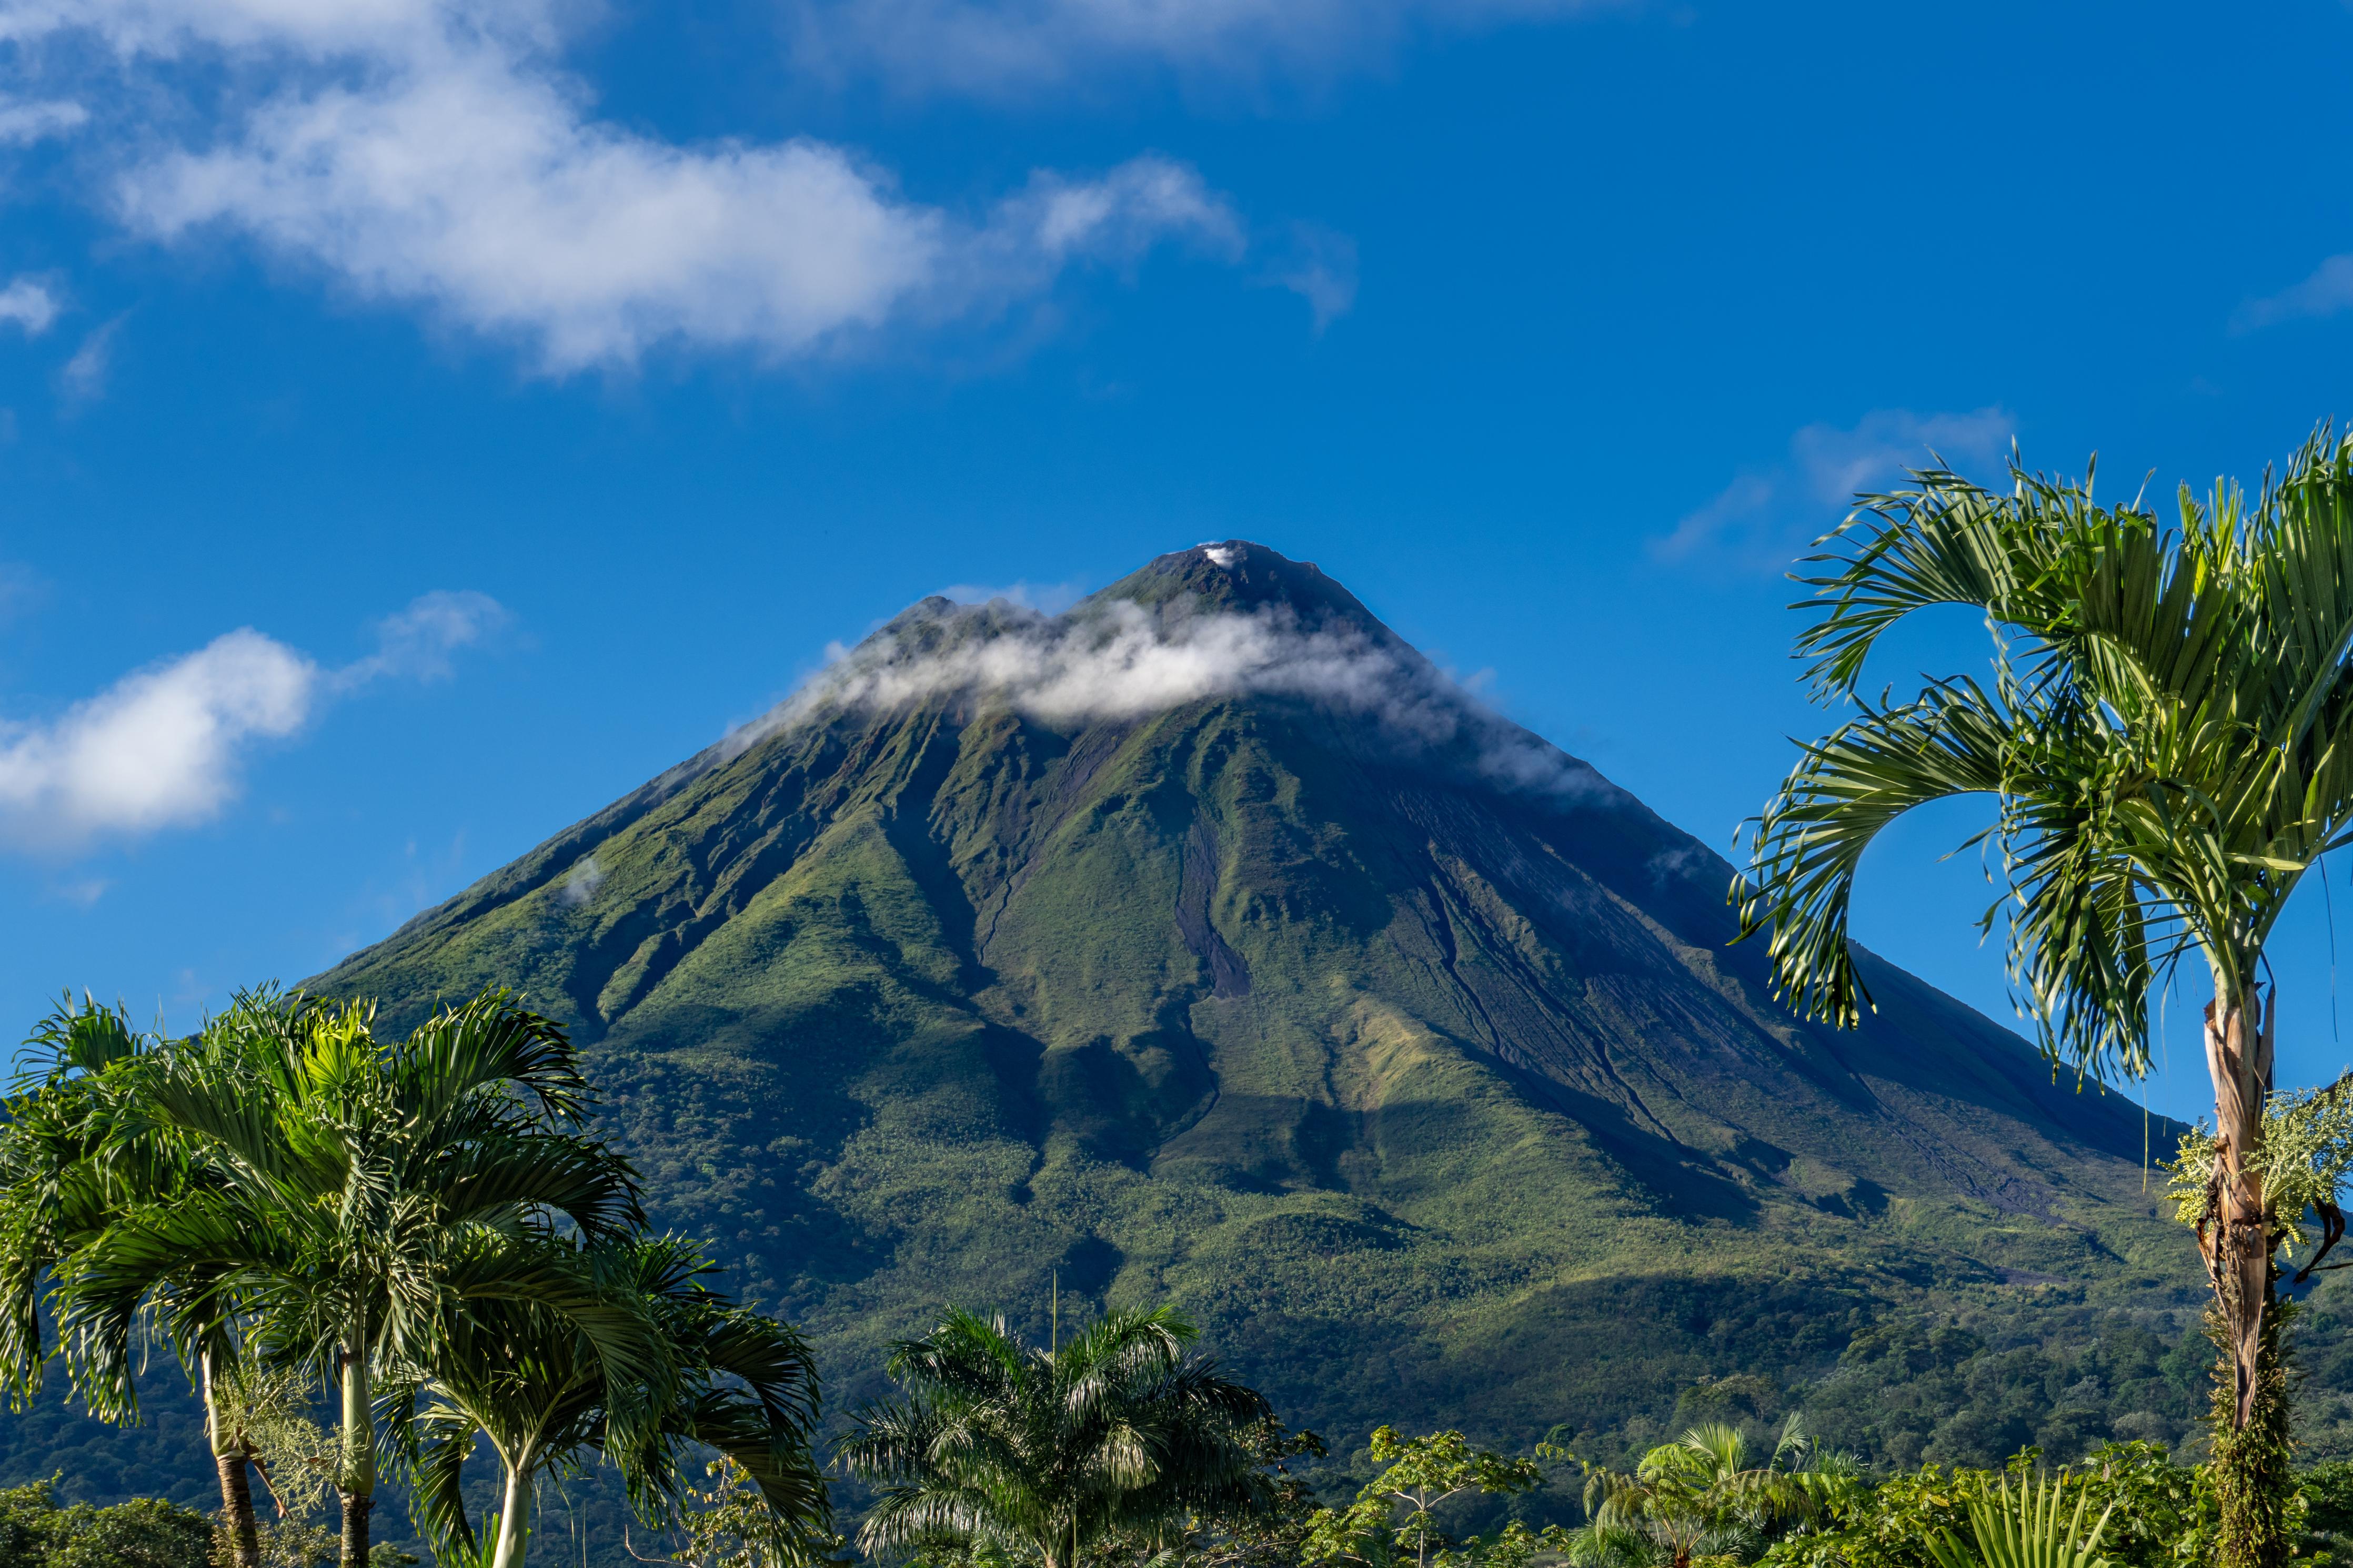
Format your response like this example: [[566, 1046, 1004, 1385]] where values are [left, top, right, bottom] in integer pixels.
[[314, 541, 2196, 1450]]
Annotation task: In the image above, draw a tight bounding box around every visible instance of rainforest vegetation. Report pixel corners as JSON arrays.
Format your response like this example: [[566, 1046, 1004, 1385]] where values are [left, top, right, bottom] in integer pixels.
[[22, 438, 2353, 1568], [7, 977, 2352, 1568]]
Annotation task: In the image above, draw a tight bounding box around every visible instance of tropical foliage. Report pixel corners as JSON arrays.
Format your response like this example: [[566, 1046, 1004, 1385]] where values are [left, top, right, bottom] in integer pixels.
[[398, 1232, 828, 1568], [1736, 429, 2353, 1565], [837, 1306, 1274, 1568], [1919, 1474, 2116, 1568], [0, 986, 831, 1568], [1299, 1426, 1551, 1568], [1574, 1419, 1851, 1568]]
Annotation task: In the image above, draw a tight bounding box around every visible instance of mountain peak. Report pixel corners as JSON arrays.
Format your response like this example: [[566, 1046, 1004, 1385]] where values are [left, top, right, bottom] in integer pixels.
[[308, 532, 2195, 1500], [1077, 540, 1392, 636]]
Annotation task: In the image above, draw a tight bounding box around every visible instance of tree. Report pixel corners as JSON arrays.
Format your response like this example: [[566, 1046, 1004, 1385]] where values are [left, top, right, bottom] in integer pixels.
[[1735, 430, 2353, 1567], [55, 987, 645, 1568], [1299, 1427, 1547, 1568], [401, 1233, 830, 1568], [1090, 1420, 1327, 1568], [837, 1305, 1274, 1568], [0, 996, 277, 1568], [1579, 1420, 1821, 1568]]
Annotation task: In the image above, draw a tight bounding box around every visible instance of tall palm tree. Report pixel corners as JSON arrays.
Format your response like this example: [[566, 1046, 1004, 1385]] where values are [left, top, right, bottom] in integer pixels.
[[0, 996, 278, 1568], [400, 1232, 829, 1568], [57, 986, 646, 1568], [837, 1305, 1273, 1568], [1583, 1421, 1818, 1568], [1736, 430, 2353, 1567]]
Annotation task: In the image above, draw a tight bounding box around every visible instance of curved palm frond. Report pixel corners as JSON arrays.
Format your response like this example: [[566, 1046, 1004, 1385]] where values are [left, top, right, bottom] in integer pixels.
[[840, 1302, 1271, 1568], [1743, 428, 2353, 1074]]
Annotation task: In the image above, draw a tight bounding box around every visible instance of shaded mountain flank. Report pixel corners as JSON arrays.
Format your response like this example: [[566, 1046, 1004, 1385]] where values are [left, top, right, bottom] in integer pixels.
[[298, 542, 2234, 1466]]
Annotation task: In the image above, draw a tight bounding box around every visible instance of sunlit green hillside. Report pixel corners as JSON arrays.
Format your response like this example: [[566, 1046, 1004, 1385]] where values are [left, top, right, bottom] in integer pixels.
[[310, 541, 2208, 1462]]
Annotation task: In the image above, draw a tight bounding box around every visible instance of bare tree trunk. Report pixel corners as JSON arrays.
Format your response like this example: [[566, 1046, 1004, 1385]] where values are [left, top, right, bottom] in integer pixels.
[[2202, 990, 2276, 1428]]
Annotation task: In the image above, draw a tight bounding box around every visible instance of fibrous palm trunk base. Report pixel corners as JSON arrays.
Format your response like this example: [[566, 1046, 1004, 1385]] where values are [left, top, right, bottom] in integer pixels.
[[340, 1489, 373, 1568], [214, 1450, 260, 1568], [2210, 1299, 2295, 1568]]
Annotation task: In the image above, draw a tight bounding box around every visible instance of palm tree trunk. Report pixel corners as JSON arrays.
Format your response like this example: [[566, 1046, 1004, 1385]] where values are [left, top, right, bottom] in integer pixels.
[[202, 1351, 262, 1568], [338, 1335, 375, 1568], [2205, 988, 2289, 1568], [489, 1455, 536, 1568], [2202, 990, 2275, 1429], [215, 1449, 262, 1568]]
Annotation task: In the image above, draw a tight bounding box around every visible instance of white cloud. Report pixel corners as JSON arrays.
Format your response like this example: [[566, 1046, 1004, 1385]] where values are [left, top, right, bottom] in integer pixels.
[[0, 628, 314, 844], [0, 278, 62, 335], [730, 585, 1621, 803], [4, 0, 1252, 372], [2239, 255, 2353, 330], [114, 58, 1239, 370], [779, 0, 1623, 98], [0, 589, 507, 849], [1653, 407, 2014, 573], [58, 315, 120, 403]]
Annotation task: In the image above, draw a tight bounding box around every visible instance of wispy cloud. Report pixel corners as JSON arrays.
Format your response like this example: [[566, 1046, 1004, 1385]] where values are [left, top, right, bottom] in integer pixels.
[[58, 315, 121, 404], [0, 590, 508, 851], [938, 578, 1091, 614], [334, 589, 512, 686], [2238, 255, 2353, 330], [779, 0, 1628, 99], [0, 95, 86, 144], [733, 552, 1622, 803], [0, 562, 44, 621], [1653, 407, 2014, 574], [1260, 222, 1356, 332], [557, 853, 604, 907]]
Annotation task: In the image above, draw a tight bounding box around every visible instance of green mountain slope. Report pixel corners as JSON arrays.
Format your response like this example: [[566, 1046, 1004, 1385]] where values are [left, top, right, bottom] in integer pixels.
[[308, 541, 2206, 1461]]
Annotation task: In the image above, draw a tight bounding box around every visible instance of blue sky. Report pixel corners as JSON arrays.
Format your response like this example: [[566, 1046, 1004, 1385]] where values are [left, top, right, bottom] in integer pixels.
[[2, 0, 2351, 1122]]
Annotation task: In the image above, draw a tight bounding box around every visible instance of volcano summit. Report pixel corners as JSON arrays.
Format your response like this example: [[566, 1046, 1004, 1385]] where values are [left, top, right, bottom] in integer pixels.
[[316, 541, 2194, 1448]]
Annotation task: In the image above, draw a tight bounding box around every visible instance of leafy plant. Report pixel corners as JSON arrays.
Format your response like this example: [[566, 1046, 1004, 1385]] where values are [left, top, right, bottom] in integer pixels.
[[1921, 1474, 2116, 1568], [837, 1304, 1273, 1568], [1091, 1419, 1328, 1568], [399, 1233, 828, 1568], [1300, 1427, 1549, 1568], [1579, 1419, 1825, 1568], [1735, 428, 2353, 1566], [57, 986, 646, 1567]]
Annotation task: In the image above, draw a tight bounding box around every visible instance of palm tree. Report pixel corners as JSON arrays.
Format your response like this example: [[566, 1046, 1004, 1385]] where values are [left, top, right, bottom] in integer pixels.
[[0, 995, 277, 1568], [1582, 1421, 1817, 1568], [57, 986, 646, 1568], [400, 1232, 829, 1568], [837, 1305, 1273, 1568], [1736, 430, 2353, 1567]]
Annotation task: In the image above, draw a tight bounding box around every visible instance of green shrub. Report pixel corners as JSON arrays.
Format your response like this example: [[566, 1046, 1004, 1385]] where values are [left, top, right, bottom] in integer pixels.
[[1763, 1445, 2219, 1568], [0, 1477, 211, 1568]]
